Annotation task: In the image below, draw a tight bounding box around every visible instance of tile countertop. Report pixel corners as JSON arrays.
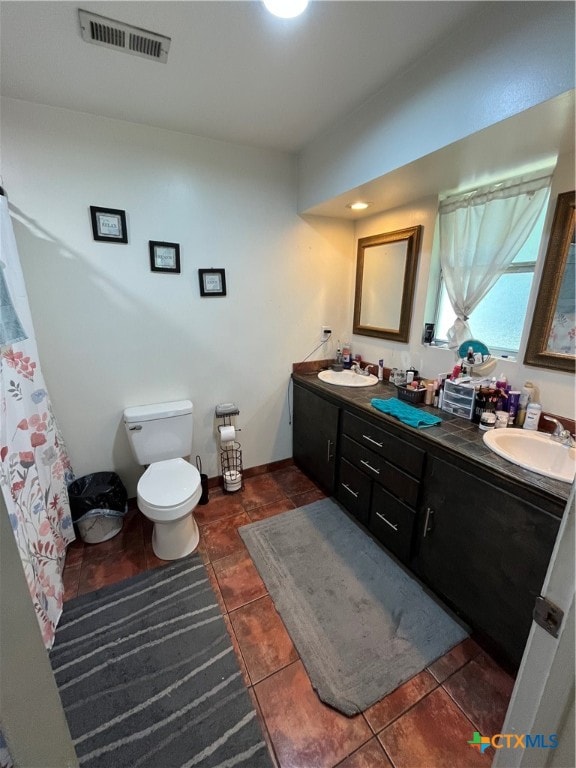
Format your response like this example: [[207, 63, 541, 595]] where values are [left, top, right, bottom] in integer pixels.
[[291, 371, 572, 505]]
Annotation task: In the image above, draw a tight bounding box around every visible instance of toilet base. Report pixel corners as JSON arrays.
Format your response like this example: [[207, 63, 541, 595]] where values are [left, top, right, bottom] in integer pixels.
[[151, 513, 200, 561]]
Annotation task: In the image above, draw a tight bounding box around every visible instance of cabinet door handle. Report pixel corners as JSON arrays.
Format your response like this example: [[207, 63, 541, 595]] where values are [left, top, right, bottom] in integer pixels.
[[375, 512, 398, 531], [342, 483, 359, 498], [362, 434, 383, 448], [327, 439, 334, 462], [423, 506, 434, 537], [360, 459, 380, 474]]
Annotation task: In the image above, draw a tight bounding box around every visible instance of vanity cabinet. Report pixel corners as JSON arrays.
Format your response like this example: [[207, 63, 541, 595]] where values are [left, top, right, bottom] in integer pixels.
[[291, 375, 566, 669], [292, 383, 339, 494], [418, 456, 561, 666], [337, 411, 425, 563]]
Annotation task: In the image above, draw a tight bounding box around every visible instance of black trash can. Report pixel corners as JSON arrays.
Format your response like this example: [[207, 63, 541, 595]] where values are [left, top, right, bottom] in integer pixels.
[[68, 472, 128, 544]]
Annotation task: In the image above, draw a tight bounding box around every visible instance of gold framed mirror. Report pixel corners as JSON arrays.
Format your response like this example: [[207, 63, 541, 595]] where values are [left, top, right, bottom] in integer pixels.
[[353, 225, 422, 342], [524, 190, 575, 373]]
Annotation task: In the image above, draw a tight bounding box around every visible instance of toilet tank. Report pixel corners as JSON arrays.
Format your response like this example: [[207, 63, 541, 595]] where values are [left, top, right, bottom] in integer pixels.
[[123, 400, 193, 465]]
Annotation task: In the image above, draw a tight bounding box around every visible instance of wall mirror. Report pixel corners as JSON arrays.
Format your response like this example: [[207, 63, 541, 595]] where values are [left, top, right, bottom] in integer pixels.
[[524, 190, 575, 373], [353, 225, 422, 342]]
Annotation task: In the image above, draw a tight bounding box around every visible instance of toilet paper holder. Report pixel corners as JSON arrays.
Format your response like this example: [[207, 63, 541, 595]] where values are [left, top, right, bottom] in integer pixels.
[[215, 403, 243, 493]]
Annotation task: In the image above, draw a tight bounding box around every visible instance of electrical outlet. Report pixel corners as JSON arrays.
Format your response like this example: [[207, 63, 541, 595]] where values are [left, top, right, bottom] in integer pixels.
[[322, 326, 332, 338]]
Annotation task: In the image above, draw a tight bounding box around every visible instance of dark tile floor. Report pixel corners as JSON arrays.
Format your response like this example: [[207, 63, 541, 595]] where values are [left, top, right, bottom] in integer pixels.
[[63, 465, 515, 768]]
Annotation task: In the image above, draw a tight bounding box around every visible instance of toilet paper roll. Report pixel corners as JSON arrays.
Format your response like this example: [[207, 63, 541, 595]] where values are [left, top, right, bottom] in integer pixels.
[[224, 470, 242, 492], [219, 425, 236, 445]]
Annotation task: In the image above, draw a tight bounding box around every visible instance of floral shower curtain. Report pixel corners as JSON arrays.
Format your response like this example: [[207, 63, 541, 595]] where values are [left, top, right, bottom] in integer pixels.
[[0, 193, 75, 652]]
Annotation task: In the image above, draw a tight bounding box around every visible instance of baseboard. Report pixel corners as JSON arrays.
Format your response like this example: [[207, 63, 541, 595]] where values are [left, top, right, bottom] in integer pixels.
[[207, 456, 293, 488]]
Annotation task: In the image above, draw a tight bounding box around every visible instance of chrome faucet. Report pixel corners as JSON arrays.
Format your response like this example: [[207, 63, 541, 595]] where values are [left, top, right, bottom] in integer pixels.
[[351, 363, 374, 377], [543, 416, 575, 447]]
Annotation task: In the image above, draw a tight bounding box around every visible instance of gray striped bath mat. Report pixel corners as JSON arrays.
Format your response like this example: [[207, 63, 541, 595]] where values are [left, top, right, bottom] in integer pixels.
[[50, 556, 272, 768]]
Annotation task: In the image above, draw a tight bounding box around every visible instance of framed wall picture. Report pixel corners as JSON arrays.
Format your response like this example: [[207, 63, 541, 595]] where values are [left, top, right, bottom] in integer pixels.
[[198, 268, 226, 297], [149, 241, 181, 274], [90, 206, 128, 243]]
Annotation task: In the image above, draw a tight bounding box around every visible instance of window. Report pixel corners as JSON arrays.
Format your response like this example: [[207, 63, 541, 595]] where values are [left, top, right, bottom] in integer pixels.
[[434, 204, 548, 355]]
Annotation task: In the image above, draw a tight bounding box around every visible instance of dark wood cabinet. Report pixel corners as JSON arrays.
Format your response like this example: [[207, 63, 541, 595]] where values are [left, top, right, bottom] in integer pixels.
[[418, 456, 561, 667], [338, 412, 423, 563], [291, 375, 565, 669], [292, 382, 339, 494]]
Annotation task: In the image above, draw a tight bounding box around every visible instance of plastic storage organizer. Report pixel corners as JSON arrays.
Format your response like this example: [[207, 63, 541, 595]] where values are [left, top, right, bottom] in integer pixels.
[[441, 380, 476, 419]]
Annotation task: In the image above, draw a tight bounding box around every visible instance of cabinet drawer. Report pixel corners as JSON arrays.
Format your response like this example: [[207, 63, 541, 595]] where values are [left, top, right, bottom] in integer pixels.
[[342, 411, 425, 478], [341, 434, 387, 479], [341, 434, 420, 508], [370, 485, 416, 564], [337, 458, 371, 526]]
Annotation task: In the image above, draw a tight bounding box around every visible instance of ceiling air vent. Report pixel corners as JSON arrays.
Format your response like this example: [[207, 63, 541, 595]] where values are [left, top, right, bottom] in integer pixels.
[[78, 9, 171, 64]]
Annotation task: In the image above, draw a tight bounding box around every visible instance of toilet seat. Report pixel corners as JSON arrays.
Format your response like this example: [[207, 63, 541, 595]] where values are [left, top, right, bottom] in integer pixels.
[[137, 458, 202, 521]]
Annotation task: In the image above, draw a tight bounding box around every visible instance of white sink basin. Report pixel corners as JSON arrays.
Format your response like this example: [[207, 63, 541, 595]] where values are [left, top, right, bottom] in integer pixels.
[[318, 369, 379, 387], [483, 429, 575, 483]]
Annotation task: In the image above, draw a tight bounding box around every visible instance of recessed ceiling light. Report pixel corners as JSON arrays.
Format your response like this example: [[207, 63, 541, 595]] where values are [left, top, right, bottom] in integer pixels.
[[262, 0, 309, 18], [346, 201, 372, 211]]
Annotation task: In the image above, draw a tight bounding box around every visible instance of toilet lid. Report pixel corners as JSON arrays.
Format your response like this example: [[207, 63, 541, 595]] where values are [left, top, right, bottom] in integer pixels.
[[138, 458, 201, 508]]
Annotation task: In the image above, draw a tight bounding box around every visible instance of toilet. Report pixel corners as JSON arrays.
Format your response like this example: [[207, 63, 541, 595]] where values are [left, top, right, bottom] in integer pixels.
[[123, 400, 202, 560]]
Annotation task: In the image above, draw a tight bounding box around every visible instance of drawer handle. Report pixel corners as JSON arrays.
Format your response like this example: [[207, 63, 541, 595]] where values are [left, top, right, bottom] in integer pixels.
[[375, 512, 398, 531], [342, 483, 359, 499], [360, 459, 380, 475], [327, 439, 333, 462], [362, 434, 383, 448]]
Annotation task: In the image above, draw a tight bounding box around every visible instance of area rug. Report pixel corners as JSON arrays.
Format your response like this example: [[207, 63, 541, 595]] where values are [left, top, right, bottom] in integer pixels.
[[239, 499, 468, 716], [50, 556, 272, 768]]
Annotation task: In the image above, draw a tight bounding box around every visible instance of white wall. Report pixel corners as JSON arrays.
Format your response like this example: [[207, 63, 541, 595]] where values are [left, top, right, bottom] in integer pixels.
[[346, 151, 575, 419], [298, 1, 575, 212], [1, 98, 354, 494]]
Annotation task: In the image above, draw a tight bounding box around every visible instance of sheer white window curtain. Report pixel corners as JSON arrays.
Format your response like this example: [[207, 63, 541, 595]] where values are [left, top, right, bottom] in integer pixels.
[[438, 173, 552, 349]]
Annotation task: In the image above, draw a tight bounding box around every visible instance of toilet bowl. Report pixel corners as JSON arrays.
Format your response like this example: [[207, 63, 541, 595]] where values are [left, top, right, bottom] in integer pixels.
[[137, 458, 202, 560]]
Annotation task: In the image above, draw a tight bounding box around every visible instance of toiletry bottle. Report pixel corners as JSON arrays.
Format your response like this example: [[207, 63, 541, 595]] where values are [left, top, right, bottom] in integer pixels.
[[507, 391, 521, 425], [377, 359, 384, 381], [523, 402, 542, 431], [342, 342, 351, 369], [496, 374, 507, 390], [473, 386, 487, 424], [516, 381, 535, 427], [467, 346, 475, 364], [425, 381, 435, 405]]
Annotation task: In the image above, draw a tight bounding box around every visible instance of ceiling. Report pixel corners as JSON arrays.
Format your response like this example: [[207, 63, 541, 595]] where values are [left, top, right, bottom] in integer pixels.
[[0, 1, 482, 153]]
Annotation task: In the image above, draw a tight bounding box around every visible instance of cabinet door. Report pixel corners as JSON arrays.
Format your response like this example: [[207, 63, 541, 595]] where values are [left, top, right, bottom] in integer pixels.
[[418, 456, 561, 667], [293, 383, 339, 494]]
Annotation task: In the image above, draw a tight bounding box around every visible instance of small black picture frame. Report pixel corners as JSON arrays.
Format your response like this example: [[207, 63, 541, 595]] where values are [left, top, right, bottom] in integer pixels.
[[149, 241, 181, 274], [90, 206, 128, 243], [199, 268, 226, 297]]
